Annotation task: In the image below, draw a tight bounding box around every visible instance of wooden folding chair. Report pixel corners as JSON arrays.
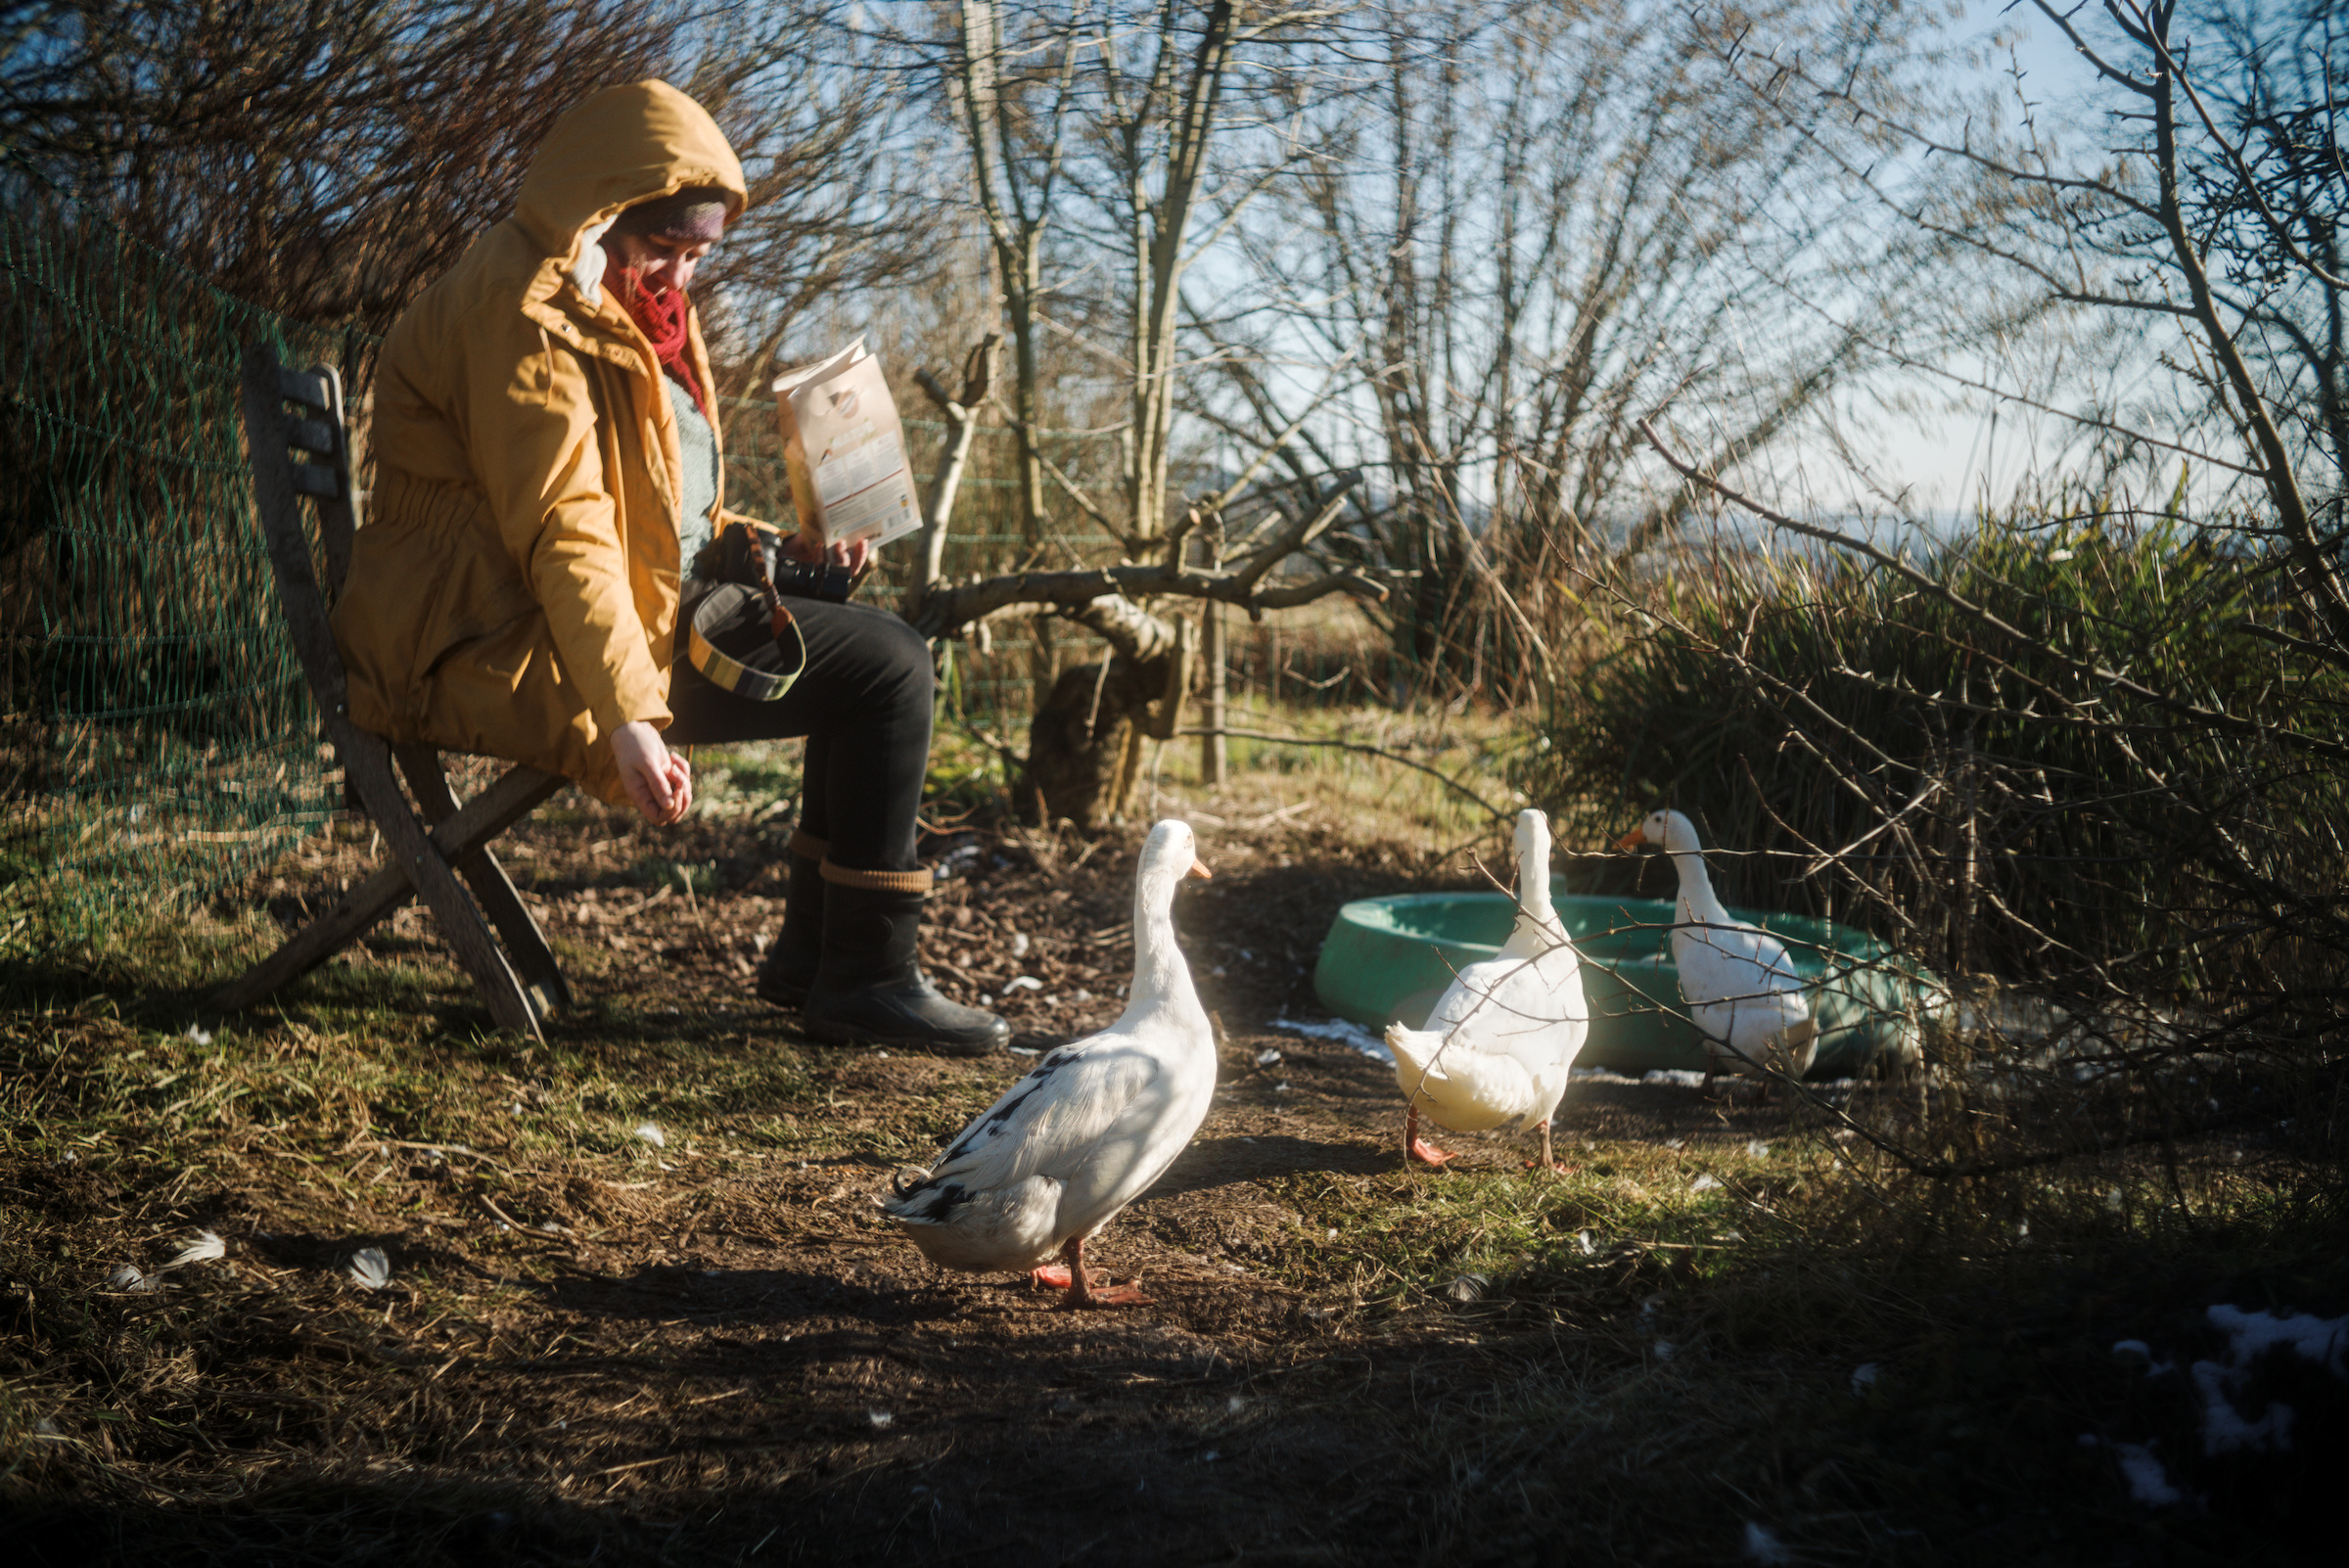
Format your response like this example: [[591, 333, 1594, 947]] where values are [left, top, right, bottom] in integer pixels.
[[211, 342, 575, 1039]]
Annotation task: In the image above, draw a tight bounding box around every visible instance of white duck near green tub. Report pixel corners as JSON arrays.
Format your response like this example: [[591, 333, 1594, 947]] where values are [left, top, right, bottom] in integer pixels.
[[1383, 808, 1589, 1172], [1617, 807, 1817, 1097]]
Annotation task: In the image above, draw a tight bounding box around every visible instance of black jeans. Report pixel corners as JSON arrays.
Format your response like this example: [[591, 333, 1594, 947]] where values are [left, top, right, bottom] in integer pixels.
[[664, 592, 932, 875]]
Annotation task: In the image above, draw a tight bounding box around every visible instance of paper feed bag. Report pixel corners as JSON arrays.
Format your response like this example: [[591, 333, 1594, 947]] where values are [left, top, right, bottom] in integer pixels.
[[772, 340, 923, 550]]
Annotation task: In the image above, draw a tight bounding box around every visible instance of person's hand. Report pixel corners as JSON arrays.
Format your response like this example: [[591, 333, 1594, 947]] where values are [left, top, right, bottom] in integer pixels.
[[612, 720, 693, 826], [780, 530, 872, 577]]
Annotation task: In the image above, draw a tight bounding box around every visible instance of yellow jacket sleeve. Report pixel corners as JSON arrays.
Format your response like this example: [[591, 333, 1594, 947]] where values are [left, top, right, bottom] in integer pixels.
[[462, 313, 671, 735]]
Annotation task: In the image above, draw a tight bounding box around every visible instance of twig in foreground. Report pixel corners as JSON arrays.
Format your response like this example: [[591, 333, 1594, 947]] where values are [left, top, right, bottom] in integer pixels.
[[1178, 727, 1510, 821]]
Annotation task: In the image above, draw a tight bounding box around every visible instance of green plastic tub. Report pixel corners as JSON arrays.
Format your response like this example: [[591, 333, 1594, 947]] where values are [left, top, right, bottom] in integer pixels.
[[1312, 884, 1942, 1078]]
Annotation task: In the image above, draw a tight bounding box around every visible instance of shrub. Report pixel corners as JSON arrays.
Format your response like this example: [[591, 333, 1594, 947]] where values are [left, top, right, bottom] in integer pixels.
[[1515, 505, 2349, 1005]]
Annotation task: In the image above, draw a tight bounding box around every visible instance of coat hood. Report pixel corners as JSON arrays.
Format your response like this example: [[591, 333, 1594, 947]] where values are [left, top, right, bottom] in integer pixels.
[[515, 79, 748, 272]]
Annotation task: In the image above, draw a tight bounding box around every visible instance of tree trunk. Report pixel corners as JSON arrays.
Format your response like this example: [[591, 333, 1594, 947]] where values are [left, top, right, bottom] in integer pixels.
[[1199, 597, 1225, 785], [1019, 596, 1190, 829]]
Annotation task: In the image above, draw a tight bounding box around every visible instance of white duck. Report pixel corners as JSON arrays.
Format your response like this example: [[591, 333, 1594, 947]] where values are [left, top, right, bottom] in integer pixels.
[[879, 819, 1215, 1308], [1616, 808, 1817, 1096], [1383, 808, 1589, 1172]]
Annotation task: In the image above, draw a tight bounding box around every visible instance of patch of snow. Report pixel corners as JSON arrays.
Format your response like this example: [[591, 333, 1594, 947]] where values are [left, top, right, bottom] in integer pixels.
[[2191, 1362, 2297, 1454], [2206, 1305, 2348, 1376], [2113, 1443, 2183, 1506], [2186, 1305, 2348, 1456], [1570, 1066, 1644, 1085], [1270, 1015, 1390, 1062], [1644, 1069, 1709, 1089], [1741, 1521, 1792, 1564]]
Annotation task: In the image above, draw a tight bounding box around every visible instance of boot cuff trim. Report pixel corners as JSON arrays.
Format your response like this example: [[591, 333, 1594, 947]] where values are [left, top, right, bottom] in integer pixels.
[[818, 859, 934, 895], [788, 828, 830, 860]]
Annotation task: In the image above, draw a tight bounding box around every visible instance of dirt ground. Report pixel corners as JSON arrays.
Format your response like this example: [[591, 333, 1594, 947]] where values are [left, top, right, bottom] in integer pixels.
[[1, 762, 1865, 1566]]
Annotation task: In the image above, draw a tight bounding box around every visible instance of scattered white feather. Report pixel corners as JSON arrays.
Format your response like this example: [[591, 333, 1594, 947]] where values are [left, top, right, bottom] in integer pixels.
[[633, 1122, 667, 1148], [1653, 1340, 1677, 1361], [1570, 1066, 1644, 1085], [1851, 1362, 1880, 1395], [1691, 1174, 1721, 1192], [1008, 1045, 1040, 1057], [108, 1264, 153, 1292], [866, 1409, 894, 1429], [1575, 1229, 1595, 1256], [1009, 932, 1031, 957], [1644, 1069, 1709, 1089], [1745, 1139, 1770, 1157], [1003, 975, 1043, 992], [347, 1247, 392, 1290], [1741, 1521, 1792, 1564], [1255, 1048, 1282, 1066], [2113, 1443, 2182, 1505], [162, 1230, 224, 1269], [184, 1024, 212, 1046]]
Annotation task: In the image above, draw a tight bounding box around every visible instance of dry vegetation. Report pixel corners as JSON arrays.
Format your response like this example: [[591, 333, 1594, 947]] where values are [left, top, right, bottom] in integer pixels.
[[2, 726, 2338, 1566]]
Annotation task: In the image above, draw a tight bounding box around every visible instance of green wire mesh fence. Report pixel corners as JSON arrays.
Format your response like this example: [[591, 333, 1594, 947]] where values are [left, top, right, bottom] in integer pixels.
[[0, 161, 352, 952]]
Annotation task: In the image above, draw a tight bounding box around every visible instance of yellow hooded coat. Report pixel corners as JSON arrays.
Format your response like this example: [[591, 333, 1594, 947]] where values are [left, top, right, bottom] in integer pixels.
[[331, 80, 749, 806]]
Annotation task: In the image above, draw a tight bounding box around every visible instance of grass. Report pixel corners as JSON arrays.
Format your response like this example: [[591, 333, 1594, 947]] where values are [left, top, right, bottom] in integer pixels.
[[1, 706, 2342, 1564]]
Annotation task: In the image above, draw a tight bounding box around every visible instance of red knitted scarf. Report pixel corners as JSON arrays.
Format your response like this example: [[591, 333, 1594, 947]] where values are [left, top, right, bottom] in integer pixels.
[[615, 268, 707, 417]]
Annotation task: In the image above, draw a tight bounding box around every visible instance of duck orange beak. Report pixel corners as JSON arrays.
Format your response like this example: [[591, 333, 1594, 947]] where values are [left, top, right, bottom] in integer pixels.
[[1188, 858, 1213, 880], [1614, 829, 1646, 853]]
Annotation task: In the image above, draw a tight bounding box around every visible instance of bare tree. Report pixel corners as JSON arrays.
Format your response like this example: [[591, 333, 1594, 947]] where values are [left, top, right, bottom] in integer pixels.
[[1195, 0, 1985, 704], [0, 1, 937, 401], [854, 0, 1385, 825], [1546, 0, 2349, 1184]]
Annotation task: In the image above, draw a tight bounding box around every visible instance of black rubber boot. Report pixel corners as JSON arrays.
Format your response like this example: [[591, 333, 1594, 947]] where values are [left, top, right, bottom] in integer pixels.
[[754, 840, 827, 1009], [801, 883, 1009, 1055]]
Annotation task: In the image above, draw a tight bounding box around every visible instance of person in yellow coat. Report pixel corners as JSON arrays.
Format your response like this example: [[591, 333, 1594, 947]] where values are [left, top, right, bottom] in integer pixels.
[[332, 79, 1006, 1055]]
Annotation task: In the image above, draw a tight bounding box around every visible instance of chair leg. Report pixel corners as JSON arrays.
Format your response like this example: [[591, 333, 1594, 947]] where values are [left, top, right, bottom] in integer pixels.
[[211, 751, 563, 1037], [395, 745, 574, 1017]]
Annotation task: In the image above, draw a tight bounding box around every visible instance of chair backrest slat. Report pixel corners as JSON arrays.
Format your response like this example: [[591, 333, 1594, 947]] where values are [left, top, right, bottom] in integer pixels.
[[287, 417, 338, 457], [290, 463, 340, 498], [243, 344, 352, 724], [277, 366, 331, 412]]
